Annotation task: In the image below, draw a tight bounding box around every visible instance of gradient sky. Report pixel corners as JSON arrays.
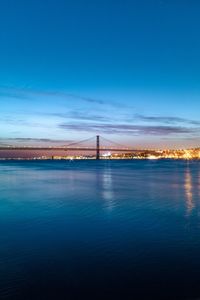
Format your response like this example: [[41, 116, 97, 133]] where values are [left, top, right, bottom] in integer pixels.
[[1, 0, 200, 148]]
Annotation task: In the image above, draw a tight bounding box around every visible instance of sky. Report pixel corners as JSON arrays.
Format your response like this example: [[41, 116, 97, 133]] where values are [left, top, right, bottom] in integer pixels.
[[1, 0, 200, 149]]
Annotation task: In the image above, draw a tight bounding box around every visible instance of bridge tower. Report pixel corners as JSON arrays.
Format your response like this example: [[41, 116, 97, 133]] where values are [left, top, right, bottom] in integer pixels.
[[96, 135, 100, 160]]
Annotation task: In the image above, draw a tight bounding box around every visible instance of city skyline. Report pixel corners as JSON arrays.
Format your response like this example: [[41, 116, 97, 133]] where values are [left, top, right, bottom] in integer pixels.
[[1, 0, 200, 149]]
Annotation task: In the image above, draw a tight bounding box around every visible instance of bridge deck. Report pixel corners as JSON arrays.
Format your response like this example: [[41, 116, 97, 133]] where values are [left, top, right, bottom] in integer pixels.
[[0, 147, 140, 152]]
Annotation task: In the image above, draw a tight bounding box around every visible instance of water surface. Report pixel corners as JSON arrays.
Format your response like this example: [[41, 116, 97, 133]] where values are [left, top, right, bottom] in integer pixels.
[[0, 160, 200, 299]]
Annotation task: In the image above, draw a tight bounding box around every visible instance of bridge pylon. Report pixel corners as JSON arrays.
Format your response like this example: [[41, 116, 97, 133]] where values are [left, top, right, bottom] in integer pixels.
[[96, 135, 100, 160]]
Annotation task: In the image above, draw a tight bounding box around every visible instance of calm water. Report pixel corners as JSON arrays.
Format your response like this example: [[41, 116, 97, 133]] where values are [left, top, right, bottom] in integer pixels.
[[1, 160, 200, 299]]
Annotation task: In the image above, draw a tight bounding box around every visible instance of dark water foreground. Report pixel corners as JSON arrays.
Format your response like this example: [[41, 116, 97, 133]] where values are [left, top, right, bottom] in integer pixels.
[[1, 160, 200, 299]]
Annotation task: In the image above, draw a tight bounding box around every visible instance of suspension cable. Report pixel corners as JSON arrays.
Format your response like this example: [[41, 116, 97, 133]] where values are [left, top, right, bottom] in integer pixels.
[[65, 136, 96, 147], [100, 136, 130, 149]]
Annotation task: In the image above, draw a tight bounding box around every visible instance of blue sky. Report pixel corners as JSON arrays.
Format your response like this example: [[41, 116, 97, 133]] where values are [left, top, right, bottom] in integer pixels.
[[1, 0, 200, 148]]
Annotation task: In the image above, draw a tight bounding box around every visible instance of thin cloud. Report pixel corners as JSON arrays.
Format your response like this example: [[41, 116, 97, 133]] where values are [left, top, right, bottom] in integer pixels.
[[43, 111, 109, 122], [0, 138, 72, 146], [135, 114, 200, 125], [0, 117, 46, 128], [65, 93, 105, 105], [59, 123, 198, 136], [0, 86, 107, 105]]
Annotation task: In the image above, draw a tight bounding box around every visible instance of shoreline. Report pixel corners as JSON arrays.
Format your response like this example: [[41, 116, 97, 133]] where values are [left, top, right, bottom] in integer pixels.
[[0, 157, 200, 161]]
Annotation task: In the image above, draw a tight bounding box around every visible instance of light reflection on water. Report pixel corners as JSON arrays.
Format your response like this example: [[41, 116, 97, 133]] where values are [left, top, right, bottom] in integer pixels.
[[102, 165, 115, 211], [184, 165, 194, 216], [1, 160, 200, 299]]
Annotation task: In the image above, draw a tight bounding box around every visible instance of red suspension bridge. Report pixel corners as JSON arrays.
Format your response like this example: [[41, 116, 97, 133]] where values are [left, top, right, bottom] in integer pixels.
[[0, 136, 139, 159]]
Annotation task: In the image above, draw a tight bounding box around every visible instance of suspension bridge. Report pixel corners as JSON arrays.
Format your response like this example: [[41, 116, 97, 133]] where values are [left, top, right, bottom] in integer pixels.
[[0, 136, 139, 159]]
